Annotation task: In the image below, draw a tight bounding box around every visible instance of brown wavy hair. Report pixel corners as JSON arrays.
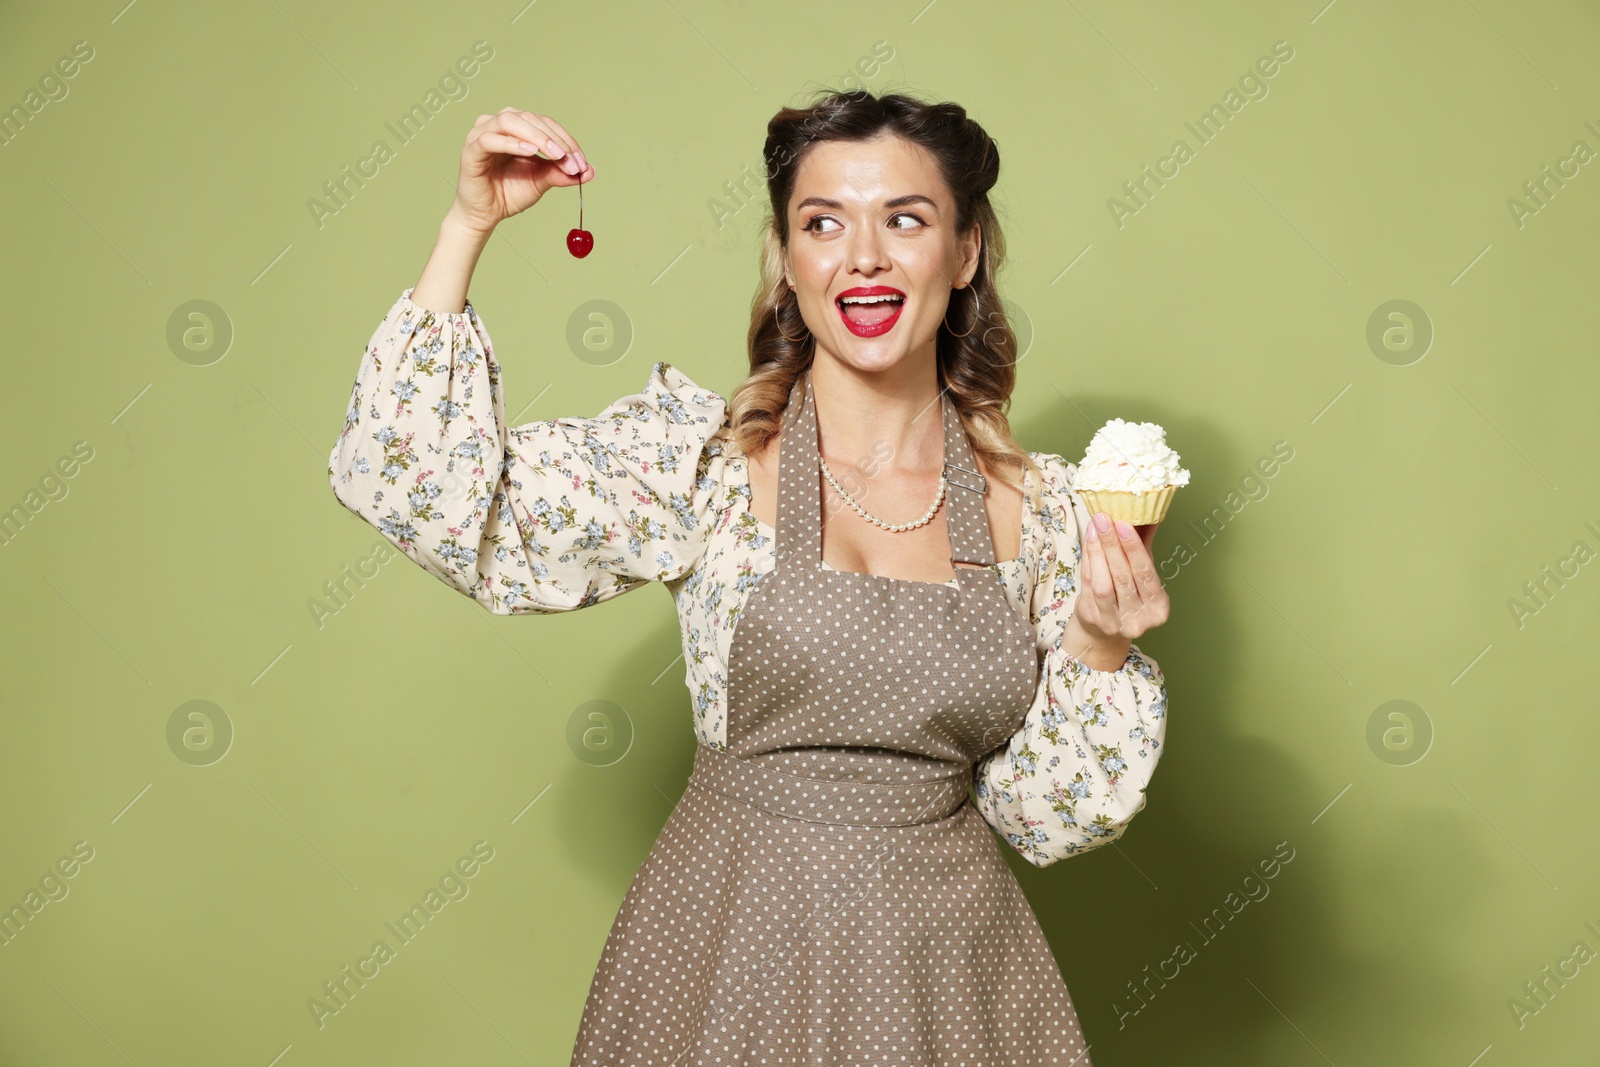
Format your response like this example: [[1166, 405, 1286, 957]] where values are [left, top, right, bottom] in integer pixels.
[[727, 87, 1045, 512]]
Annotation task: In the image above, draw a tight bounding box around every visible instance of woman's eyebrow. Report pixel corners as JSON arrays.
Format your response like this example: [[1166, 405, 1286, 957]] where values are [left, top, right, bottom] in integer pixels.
[[795, 194, 940, 212]]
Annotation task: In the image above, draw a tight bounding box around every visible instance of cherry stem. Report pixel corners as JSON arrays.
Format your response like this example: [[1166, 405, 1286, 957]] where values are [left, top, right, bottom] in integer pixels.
[[578, 171, 583, 229]]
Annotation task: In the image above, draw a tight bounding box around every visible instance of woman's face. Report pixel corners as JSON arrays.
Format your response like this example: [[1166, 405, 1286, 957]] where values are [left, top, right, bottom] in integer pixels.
[[783, 133, 979, 375]]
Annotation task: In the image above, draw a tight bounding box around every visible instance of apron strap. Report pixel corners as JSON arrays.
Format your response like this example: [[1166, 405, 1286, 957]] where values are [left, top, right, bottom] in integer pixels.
[[938, 386, 997, 568], [774, 368, 821, 568]]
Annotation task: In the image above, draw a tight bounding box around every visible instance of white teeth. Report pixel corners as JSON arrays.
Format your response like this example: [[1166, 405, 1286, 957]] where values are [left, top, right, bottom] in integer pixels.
[[839, 294, 904, 305]]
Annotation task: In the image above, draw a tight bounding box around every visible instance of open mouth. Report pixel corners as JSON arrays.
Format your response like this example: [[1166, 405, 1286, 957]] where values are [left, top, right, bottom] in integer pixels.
[[835, 288, 906, 338]]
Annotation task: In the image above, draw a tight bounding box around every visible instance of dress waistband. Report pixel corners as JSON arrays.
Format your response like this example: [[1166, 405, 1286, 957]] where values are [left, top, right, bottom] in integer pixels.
[[687, 743, 972, 828]]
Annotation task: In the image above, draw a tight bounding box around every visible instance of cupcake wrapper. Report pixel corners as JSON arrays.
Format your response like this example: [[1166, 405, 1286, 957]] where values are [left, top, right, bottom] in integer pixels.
[[1076, 485, 1179, 526]]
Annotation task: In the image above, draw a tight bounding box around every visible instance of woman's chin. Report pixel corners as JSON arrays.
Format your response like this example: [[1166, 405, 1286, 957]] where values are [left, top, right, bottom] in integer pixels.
[[816, 342, 925, 375]]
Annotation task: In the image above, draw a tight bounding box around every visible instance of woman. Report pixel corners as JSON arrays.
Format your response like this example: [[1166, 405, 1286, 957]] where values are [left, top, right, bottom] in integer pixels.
[[329, 89, 1171, 1066]]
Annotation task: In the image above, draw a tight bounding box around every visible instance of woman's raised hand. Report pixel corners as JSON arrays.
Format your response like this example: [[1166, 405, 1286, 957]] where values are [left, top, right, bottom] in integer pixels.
[[1070, 513, 1170, 655], [448, 107, 594, 236]]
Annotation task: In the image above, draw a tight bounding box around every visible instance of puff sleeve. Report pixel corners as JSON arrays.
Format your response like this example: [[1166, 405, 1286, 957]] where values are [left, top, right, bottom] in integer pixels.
[[327, 288, 730, 614], [972, 452, 1169, 866]]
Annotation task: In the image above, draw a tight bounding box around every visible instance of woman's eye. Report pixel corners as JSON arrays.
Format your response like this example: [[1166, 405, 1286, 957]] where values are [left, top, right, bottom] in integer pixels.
[[803, 213, 927, 233]]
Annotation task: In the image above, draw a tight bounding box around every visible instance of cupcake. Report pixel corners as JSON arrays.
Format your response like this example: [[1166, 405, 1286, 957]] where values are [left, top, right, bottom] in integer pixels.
[[1074, 418, 1190, 526]]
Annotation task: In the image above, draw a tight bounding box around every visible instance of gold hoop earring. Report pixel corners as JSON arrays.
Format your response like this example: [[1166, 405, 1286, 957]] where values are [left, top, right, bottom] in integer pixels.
[[776, 290, 811, 343], [943, 286, 980, 338]]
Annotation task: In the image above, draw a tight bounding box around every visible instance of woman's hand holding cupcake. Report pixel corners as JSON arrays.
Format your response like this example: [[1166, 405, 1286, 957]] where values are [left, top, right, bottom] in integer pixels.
[[1064, 511, 1170, 669], [1062, 419, 1189, 670]]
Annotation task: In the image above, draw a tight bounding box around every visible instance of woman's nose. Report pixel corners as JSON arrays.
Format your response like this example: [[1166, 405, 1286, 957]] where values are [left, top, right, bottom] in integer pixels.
[[846, 224, 892, 273]]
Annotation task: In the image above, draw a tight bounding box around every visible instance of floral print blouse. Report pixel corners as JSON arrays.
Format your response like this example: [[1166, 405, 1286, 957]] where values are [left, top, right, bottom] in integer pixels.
[[327, 289, 1169, 867]]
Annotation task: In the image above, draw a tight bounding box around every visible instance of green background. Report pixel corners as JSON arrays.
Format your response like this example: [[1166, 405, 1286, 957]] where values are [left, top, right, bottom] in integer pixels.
[[2, 0, 1597, 1063]]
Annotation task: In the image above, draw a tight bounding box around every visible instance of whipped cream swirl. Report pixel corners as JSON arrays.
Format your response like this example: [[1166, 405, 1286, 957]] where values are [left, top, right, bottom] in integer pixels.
[[1075, 418, 1190, 492]]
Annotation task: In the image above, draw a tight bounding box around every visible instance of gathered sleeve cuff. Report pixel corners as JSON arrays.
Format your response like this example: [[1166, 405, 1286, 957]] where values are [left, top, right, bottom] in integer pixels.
[[972, 452, 1169, 866], [327, 288, 730, 615]]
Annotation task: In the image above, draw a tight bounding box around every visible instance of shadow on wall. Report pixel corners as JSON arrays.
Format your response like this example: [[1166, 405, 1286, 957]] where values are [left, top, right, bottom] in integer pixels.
[[544, 603, 711, 893], [1013, 396, 1495, 1064]]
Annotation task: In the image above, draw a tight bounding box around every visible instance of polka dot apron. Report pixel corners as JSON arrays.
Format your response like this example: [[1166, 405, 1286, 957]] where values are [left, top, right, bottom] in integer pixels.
[[570, 368, 1096, 1065]]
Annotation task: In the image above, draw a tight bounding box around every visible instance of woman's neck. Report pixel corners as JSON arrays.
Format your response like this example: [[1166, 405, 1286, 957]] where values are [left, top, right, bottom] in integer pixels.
[[808, 356, 947, 477]]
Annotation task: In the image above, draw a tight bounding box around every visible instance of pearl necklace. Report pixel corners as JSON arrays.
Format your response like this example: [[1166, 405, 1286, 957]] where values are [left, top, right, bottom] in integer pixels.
[[818, 457, 947, 532]]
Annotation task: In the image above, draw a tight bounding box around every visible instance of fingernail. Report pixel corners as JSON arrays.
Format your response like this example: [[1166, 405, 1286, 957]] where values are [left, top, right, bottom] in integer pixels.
[[545, 138, 563, 157], [1116, 520, 1134, 540], [518, 140, 537, 153], [1086, 520, 1099, 542], [1094, 513, 1111, 534]]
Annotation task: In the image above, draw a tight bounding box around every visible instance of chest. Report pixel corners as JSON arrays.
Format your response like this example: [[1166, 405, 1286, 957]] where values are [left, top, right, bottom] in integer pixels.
[[742, 438, 1024, 585]]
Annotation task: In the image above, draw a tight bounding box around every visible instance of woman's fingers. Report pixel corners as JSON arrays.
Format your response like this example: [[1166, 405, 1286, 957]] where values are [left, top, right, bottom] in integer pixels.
[[1123, 524, 1168, 612], [1100, 517, 1141, 617], [1085, 511, 1177, 638], [507, 108, 574, 158], [529, 111, 589, 172], [1082, 515, 1120, 629], [1077, 510, 1173, 643], [508, 109, 586, 176], [489, 110, 580, 175], [464, 116, 538, 167], [462, 110, 593, 184], [475, 131, 541, 159]]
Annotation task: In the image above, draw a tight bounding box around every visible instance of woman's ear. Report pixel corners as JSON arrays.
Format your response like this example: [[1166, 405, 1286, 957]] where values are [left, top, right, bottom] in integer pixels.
[[958, 222, 982, 287]]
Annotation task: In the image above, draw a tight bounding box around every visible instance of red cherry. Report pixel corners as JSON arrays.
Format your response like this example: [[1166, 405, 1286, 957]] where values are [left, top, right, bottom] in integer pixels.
[[567, 166, 593, 258]]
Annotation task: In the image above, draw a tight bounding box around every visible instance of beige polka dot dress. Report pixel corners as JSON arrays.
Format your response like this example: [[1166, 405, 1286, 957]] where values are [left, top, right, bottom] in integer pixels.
[[567, 369, 1096, 1065]]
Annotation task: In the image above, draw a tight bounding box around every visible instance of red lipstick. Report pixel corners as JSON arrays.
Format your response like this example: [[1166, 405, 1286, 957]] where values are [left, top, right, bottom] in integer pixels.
[[835, 285, 905, 338]]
